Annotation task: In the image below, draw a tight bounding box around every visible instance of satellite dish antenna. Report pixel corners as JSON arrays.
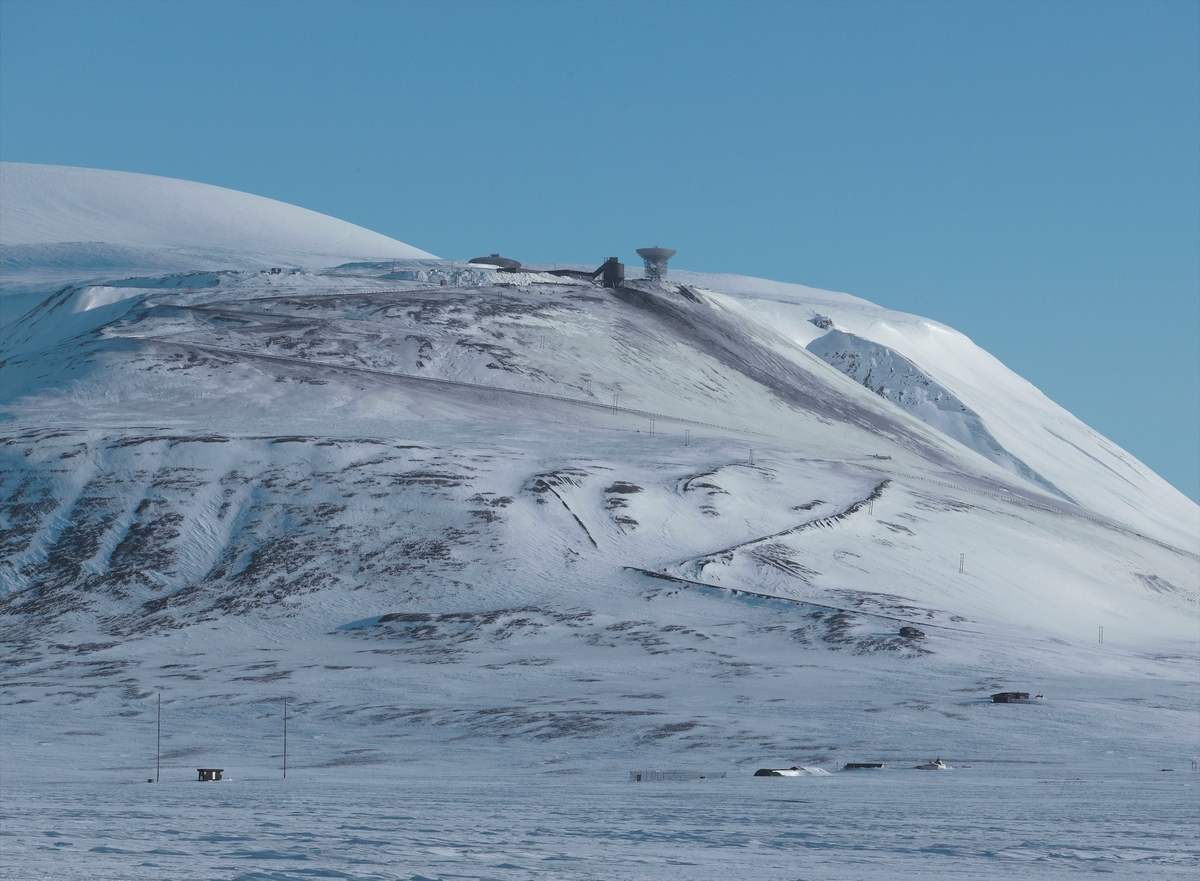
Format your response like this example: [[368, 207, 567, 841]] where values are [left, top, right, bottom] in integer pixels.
[[636, 246, 676, 281]]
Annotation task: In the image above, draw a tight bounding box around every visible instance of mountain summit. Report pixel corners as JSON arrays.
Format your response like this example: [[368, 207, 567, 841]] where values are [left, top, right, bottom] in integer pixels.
[[0, 162, 434, 275]]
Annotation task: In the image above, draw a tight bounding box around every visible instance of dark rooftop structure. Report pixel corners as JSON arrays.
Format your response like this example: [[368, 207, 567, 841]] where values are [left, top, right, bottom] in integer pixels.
[[636, 246, 676, 281], [197, 768, 224, 781], [991, 691, 1031, 703], [546, 257, 625, 288], [468, 253, 521, 270]]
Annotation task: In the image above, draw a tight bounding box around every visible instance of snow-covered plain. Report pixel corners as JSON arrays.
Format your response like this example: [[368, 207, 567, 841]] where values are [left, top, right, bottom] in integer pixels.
[[1, 165, 1197, 879]]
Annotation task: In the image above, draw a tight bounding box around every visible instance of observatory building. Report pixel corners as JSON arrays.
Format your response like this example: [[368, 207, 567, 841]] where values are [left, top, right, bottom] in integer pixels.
[[636, 246, 676, 281], [468, 253, 521, 270]]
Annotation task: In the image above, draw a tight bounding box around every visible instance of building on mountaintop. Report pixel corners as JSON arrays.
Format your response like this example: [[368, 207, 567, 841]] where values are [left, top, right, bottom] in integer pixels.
[[468, 253, 522, 270]]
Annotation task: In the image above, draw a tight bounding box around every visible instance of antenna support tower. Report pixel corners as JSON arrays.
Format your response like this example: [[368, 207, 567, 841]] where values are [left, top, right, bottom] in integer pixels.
[[636, 246, 676, 281]]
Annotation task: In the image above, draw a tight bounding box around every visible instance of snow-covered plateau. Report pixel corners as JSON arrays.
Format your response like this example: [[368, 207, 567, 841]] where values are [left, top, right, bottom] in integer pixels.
[[1, 163, 1197, 880]]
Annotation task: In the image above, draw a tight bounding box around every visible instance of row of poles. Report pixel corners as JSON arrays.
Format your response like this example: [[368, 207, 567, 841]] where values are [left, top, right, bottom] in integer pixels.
[[607, 393, 700, 448], [602, 397, 980, 581]]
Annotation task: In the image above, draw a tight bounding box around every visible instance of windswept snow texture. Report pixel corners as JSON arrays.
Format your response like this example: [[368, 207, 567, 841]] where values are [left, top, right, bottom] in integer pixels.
[[0, 162, 435, 277], [807, 328, 1065, 498], [674, 271, 1199, 553], [1, 167, 1197, 879]]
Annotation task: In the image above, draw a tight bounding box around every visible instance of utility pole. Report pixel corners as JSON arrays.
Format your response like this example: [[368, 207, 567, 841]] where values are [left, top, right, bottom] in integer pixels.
[[612, 395, 618, 415], [649, 419, 655, 438], [685, 429, 691, 447], [283, 700, 288, 779], [959, 553, 965, 574], [156, 694, 161, 783], [1098, 625, 1104, 645]]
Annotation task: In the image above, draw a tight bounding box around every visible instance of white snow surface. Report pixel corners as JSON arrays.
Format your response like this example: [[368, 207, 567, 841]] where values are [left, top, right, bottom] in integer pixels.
[[672, 270, 1200, 553], [0, 162, 435, 273], [805, 328, 1059, 495], [1, 170, 1197, 879]]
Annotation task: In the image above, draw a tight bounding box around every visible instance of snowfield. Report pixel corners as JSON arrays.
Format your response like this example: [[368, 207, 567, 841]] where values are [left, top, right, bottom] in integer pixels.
[[1, 164, 1197, 880], [0, 162, 434, 289]]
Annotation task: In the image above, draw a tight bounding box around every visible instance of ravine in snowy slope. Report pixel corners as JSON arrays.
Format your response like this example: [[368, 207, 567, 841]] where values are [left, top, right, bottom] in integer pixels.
[[807, 327, 1067, 499]]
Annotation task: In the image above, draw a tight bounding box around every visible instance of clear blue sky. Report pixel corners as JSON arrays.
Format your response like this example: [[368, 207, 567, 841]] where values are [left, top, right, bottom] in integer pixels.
[[2, 0, 1197, 501]]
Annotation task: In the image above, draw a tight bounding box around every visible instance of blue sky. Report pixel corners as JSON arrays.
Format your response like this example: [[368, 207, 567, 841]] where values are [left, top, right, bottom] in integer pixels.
[[2, 0, 1197, 501]]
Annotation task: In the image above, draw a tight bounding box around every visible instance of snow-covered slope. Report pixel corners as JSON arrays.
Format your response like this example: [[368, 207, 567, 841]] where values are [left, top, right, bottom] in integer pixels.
[[1, 168, 1196, 879], [672, 271, 1199, 554], [0, 162, 434, 276], [805, 328, 1062, 497]]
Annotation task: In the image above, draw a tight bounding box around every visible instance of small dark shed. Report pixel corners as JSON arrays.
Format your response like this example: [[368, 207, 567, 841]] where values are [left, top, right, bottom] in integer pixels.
[[197, 768, 224, 781], [842, 762, 885, 770], [991, 692, 1031, 703]]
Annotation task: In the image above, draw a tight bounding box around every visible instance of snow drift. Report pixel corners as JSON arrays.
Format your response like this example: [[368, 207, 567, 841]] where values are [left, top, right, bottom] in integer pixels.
[[0, 162, 435, 275]]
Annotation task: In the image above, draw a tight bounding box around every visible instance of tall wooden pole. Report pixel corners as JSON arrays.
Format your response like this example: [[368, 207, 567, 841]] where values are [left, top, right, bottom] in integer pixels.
[[156, 694, 161, 783], [283, 700, 287, 779]]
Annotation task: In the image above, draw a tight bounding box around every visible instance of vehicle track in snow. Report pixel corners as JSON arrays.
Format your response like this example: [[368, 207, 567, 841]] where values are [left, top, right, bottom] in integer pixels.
[[678, 479, 890, 564], [852, 462, 1200, 563], [628, 566, 978, 635]]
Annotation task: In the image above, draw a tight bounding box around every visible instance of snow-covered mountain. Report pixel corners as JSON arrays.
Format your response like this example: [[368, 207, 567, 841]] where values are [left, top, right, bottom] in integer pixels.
[[1, 165, 1196, 878], [0, 162, 433, 281]]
